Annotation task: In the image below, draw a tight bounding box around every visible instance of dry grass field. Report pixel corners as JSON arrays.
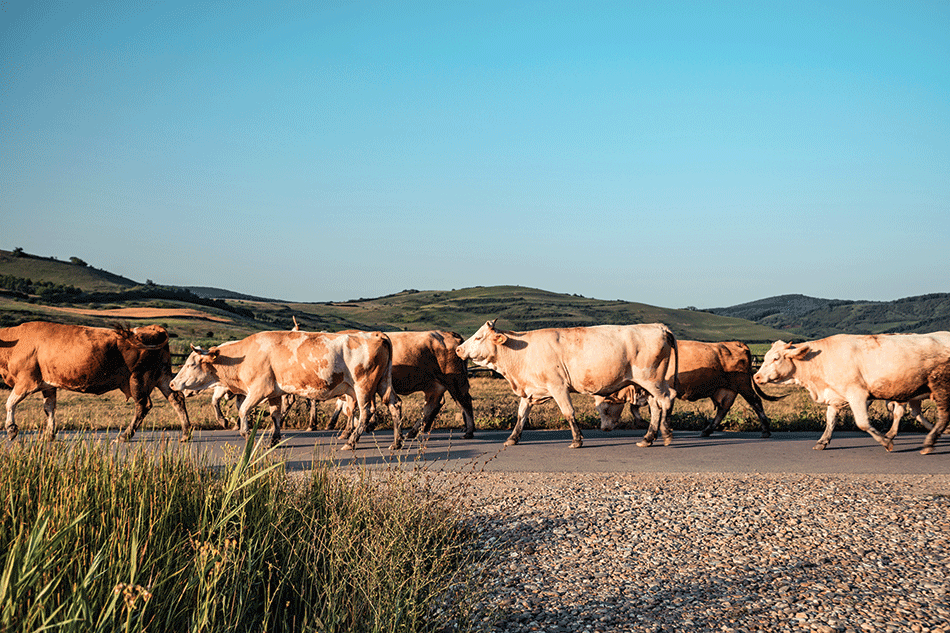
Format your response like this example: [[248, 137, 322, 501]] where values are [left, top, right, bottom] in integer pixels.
[[3, 376, 936, 439]]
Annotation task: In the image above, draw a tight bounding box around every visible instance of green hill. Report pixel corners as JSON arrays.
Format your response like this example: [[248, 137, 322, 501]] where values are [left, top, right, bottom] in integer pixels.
[[709, 293, 950, 339], [0, 249, 790, 343]]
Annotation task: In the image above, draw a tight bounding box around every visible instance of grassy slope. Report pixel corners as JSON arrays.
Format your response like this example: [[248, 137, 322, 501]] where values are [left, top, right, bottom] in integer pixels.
[[0, 250, 138, 291], [0, 250, 821, 344]]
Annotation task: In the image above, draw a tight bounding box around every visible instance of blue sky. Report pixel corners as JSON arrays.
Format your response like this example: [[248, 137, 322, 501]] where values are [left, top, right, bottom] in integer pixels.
[[3, 1, 948, 308]]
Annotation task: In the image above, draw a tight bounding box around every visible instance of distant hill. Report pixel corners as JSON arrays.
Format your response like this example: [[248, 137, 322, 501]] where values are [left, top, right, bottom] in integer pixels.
[[709, 293, 950, 339], [0, 249, 789, 343], [0, 249, 138, 291], [5, 247, 946, 343], [184, 287, 278, 302]]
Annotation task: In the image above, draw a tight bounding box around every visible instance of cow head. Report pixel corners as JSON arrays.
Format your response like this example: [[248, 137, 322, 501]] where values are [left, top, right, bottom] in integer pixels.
[[169, 345, 221, 392], [456, 320, 507, 366], [753, 340, 811, 385]]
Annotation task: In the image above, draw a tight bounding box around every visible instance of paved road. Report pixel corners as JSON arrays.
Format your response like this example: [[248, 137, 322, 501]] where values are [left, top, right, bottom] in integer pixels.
[[56, 427, 950, 476]]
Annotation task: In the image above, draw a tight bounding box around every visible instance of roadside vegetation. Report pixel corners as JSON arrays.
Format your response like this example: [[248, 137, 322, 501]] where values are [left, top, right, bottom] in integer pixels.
[[0, 434, 482, 633]]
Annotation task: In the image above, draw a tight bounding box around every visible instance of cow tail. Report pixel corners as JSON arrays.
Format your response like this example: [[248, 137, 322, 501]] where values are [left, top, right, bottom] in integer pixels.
[[666, 328, 680, 398], [378, 333, 397, 403]]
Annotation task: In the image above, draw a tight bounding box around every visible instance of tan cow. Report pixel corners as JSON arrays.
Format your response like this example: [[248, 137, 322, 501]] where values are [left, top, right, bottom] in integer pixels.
[[170, 330, 401, 449], [321, 330, 476, 440], [753, 333, 950, 452], [0, 321, 191, 442], [594, 340, 779, 438], [921, 363, 950, 454], [456, 320, 678, 448]]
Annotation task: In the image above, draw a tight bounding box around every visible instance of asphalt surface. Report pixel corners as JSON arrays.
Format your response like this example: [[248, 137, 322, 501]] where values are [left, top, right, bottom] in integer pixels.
[[48, 426, 950, 476]]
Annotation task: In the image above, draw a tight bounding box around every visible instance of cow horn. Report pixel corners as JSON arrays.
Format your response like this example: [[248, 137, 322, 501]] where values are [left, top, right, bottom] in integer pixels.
[[488, 318, 498, 329], [292, 316, 300, 331], [191, 344, 212, 355]]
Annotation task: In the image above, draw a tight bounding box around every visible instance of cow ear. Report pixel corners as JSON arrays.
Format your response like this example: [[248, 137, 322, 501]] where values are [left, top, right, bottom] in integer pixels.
[[787, 344, 811, 359], [490, 332, 508, 346]]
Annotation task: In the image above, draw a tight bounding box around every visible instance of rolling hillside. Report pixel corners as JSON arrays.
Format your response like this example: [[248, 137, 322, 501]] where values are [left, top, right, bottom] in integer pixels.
[[709, 293, 950, 339], [4, 248, 946, 344]]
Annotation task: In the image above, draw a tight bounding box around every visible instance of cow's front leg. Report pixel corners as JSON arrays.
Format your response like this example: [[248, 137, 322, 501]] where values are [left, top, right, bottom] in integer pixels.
[[814, 405, 839, 449], [237, 392, 268, 439], [848, 396, 893, 451], [551, 391, 582, 448], [157, 379, 192, 442], [119, 382, 153, 442], [506, 398, 533, 446], [41, 388, 57, 441], [340, 395, 374, 451], [4, 388, 29, 441]]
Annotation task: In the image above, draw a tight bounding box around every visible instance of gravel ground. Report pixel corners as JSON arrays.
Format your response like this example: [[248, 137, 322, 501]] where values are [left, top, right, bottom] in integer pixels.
[[454, 472, 950, 633]]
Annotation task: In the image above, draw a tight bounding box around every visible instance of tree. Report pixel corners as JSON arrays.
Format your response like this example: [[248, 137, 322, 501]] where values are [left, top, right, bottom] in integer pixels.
[[69, 256, 88, 266], [12, 247, 23, 257]]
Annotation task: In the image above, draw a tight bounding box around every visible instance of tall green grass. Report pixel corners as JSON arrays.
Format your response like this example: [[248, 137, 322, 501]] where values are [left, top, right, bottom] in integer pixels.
[[0, 434, 478, 632]]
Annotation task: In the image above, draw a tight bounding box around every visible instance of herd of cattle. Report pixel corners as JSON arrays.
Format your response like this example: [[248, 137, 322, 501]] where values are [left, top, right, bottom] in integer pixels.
[[1, 320, 948, 455]]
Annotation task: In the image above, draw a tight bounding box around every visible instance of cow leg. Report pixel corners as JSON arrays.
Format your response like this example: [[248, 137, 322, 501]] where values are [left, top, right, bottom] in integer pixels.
[[742, 391, 773, 438], [4, 388, 32, 441], [445, 380, 476, 439], [211, 387, 233, 429], [921, 367, 949, 454], [267, 396, 283, 447], [41, 388, 57, 441], [637, 389, 675, 448], [305, 399, 320, 432], [385, 392, 403, 451], [340, 393, 374, 451], [237, 392, 268, 439], [909, 400, 934, 431], [814, 406, 839, 449], [700, 390, 737, 437], [506, 398, 534, 446], [847, 395, 893, 451], [408, 385, 446, 439], [156, 380, 192, 442], [118, 379, 153, 442], [550, 390, 583, 448]]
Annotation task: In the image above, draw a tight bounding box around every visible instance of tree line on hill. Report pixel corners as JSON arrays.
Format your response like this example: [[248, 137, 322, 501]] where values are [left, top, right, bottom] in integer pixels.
[[0, 274, 254, 318]]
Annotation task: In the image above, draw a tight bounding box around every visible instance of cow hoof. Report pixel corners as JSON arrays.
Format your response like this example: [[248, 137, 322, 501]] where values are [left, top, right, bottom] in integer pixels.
[[569, 441, 583, 449], [812, 442, 827, 451], [921, 446, 935, 455], [339, 443, 355, 451], [504, 438, 518, 447], [463, 432, 474, 440], [389, 442, 402, 451], [6, 426, 18, 442], [305, 426, 316, 432], [663, 437, 673, 446], [700, 430, 712, 437], [884, 441, 893, 452], [636, 440, 654, 448], [270, 435, 282, 447], [761, 431, 772, 439], [336, 433, 349, 442], [42, 433, 56, 442]]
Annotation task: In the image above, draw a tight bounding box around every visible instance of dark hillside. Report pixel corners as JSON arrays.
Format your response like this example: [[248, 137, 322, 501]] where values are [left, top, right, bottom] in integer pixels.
[[709, 293, 950, 339]]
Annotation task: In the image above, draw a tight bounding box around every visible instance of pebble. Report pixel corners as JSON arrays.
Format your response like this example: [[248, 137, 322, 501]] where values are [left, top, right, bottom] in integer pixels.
[[450, 472, 950, 633]]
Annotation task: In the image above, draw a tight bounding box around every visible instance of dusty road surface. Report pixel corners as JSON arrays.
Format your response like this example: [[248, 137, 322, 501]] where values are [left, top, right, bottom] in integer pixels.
[[36, 428, 950, 632]]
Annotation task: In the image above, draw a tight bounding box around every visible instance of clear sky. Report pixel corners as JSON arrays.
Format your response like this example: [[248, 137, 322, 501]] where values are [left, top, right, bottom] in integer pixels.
[[3, 1, 948, 308]]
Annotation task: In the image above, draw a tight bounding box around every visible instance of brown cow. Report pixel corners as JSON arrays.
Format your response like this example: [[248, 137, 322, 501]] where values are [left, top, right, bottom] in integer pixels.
[[0, 321, 191, 442], [594, 340, 779, 438], [170, 330, 401, 449], [320, 330, 476, 440], [456, 320, 678, 448], [921, 363, 950, 454], [753, 333, 950, 452]]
